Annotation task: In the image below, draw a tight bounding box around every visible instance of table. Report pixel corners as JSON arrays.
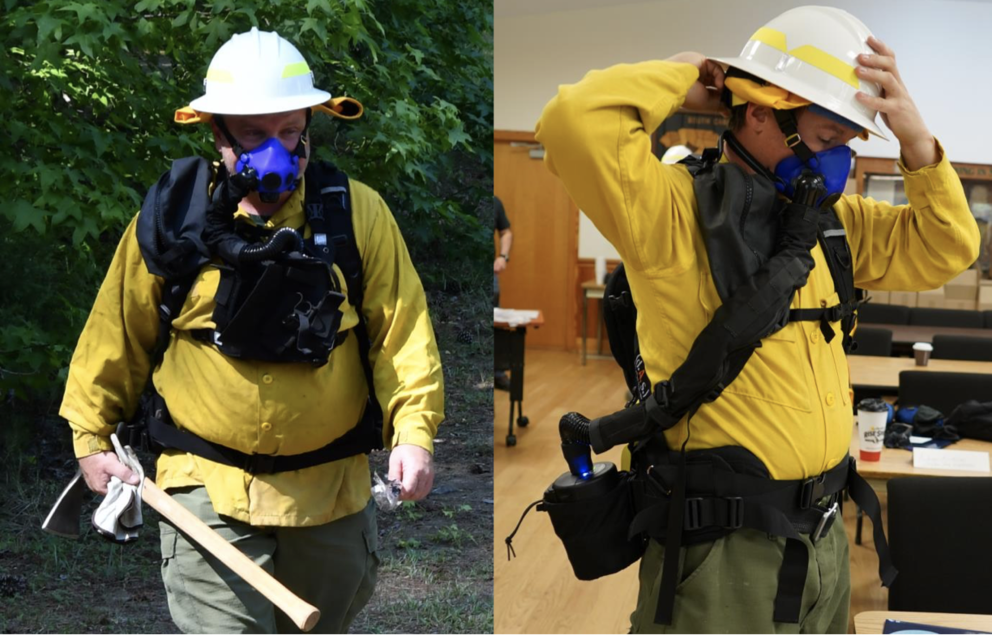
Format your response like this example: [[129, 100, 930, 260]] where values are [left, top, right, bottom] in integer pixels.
[[849, 426, 992, 480], [581, 281, 607, 365], [883, 324, 992, 345], [855, 610, 992, 633], [848, 355, 992, 392], [494, 311, 545, 447]]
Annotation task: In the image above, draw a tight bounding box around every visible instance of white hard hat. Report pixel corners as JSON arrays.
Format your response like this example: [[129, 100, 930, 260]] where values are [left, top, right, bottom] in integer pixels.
[[661, 145, 693, 165], [715, 6, 886, 139], [189, 27, 331, 116]]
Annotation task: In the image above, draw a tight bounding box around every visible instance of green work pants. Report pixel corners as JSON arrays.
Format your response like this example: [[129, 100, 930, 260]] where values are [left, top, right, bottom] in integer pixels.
[[630, 515, 850, 634], [159, 487, 379, 634]]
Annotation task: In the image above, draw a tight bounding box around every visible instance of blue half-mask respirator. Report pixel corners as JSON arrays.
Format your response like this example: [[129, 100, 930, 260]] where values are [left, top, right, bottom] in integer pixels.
[[234, 137, 302, 203], [771, 104, 863, 207], [215, 111, 310, 203], [773, 144, 852, 205]]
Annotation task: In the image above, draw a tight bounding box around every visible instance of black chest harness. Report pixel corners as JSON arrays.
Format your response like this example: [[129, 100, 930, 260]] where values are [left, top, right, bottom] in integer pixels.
[[122, 157, 384, 473], [507, 138, 897, 627]]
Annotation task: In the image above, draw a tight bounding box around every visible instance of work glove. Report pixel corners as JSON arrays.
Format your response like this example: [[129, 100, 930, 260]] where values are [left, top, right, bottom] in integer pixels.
[[92, 434, 144, 543], [203, 162, 254, 266]]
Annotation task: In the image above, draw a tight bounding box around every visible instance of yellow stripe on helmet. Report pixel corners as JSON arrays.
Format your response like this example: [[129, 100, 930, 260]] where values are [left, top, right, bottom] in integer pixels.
[[749, 27, 860, 90], [205, 69, 234, 83], [282, 62, 311, 79]]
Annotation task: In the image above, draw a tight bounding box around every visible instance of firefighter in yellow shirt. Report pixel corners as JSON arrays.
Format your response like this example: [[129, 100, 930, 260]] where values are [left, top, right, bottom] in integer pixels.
[[536, 6, 979, 633], [59, 28, 444, 633]]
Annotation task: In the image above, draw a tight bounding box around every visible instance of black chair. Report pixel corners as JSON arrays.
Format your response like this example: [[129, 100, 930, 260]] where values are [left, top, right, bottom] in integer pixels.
[[898, 371, 992, 417], [932, 335, 992, 362], [909, 307, 984, 328], [887, 477, 992, 613], [858, 303, 910, 325], [851, 327, 893, 356], [984, 310, 992, 329]]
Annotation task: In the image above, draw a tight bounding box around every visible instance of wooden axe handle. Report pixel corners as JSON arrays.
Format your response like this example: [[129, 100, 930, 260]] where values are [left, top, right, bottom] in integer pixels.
[[141, 477, 320, 632]]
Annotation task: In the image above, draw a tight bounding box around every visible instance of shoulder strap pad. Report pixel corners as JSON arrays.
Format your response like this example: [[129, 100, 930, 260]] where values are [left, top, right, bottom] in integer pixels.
[[136, 156, 214, 279]]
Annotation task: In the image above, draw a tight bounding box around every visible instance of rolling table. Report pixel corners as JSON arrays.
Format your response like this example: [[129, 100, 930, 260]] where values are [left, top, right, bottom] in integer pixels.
[[494, 310, 544, 447]]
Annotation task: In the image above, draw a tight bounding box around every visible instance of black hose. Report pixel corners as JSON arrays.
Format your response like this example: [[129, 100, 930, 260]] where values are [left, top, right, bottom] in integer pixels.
[[559, 412, 591, 444], [239, 227, 305, 263]]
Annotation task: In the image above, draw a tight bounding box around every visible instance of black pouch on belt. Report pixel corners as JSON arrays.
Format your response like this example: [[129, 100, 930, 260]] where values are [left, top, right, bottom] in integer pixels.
[[539, 462, 646, 580]]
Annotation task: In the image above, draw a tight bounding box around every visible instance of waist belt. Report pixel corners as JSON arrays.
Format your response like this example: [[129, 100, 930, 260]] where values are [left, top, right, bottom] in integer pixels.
[[630, 455, 896, 625], [127, 390, 379, 474]]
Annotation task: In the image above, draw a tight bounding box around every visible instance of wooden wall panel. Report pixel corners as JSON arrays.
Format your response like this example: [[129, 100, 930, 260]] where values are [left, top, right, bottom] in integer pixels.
[[494, 131, 579, 349]]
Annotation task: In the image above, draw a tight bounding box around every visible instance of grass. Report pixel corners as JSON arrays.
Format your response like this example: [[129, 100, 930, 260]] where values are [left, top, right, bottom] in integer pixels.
[[0, 269, 494, 634]]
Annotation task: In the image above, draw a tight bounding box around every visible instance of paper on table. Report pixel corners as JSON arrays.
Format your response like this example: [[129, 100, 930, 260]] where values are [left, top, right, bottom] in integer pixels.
[[494, 308, 539, 327], [913, 447, 991, 473]]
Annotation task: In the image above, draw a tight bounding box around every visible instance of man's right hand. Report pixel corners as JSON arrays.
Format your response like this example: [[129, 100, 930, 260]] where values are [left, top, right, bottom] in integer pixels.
[[666, 52, 728, 115], [79, 451, 140, 496]]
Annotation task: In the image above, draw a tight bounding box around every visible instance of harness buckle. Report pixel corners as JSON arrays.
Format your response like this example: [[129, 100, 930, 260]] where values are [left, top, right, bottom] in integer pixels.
[[784, 133, 802, 148], [243, 453, 277, 475], [685, 497, 703, 531], [800, 473, 827, 509], [725, 496, 744, 529], [655, 381, 672, 409]]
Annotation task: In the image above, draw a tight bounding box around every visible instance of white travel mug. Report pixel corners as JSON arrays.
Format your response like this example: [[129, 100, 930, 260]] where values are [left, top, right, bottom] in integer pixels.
[[595, 256, 607, 285], [913, 342, 933, 367], [857, 398, 888, 461]]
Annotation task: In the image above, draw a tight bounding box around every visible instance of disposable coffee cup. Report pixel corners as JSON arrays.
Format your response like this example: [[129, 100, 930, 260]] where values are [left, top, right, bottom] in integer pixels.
[[857, 397, 888, 461], [913, 342, 933, 366]]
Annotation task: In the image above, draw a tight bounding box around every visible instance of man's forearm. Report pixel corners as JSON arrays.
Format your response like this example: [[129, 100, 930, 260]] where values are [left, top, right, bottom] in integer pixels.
[[499, 230, 512, 257]]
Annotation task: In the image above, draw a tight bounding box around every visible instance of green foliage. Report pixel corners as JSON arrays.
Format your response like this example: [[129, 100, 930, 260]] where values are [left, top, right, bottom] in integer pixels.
[[0, 0, 493, 403]]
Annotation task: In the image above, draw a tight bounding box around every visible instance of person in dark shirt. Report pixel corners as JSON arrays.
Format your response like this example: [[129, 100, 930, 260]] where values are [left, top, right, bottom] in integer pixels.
[[494, 195, 513, 390]]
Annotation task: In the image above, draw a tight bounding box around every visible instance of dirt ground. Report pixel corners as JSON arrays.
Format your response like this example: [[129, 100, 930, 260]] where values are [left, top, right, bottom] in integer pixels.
[[0, 288, 493, 633]]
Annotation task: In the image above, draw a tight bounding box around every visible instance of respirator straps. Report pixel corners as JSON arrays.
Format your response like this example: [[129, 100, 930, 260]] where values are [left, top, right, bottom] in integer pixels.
[[772, 109, 817, 165]]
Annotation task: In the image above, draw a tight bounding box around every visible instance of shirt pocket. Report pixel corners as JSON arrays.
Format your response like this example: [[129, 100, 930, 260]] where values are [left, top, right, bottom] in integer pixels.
[[698, 271, 813, 413]]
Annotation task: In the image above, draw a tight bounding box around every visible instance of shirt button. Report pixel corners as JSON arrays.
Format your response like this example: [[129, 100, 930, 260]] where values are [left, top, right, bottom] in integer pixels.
[[262, 374, 273, 385], [811, 330, 820, 344], [261, 422, 272, 431], [826, 393, 836, 407]]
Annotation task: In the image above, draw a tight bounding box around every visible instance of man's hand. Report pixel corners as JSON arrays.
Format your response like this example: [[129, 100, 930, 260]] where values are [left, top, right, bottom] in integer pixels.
[[494, 256, 507, 274], [79, 451, 140, 496], [666, 52, 728, 115], [855, 35, 936, 170], [387, 444, 434, 501]]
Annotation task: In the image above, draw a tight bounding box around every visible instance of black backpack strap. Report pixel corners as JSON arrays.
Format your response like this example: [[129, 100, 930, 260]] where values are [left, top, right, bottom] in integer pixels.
[[305, 162, 385, 452], [787, 209, 862, 351]]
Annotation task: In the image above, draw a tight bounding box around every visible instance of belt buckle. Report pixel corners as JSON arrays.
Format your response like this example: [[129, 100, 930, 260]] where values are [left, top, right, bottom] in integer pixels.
[[800, 473, 827, 509], [811, 501, 839, 544]]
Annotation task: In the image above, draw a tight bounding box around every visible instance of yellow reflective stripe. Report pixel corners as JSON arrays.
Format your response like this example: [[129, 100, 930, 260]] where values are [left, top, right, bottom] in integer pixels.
[[749, 27, 859, 90], [789, 45, 859, 89], [750, 26, 787, 52], [282, 62, 310, 79], [206, 68, 233, 83]]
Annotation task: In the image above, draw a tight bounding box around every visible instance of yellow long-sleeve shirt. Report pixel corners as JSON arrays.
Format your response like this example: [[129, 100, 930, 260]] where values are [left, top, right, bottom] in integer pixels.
[[536, 60, 980, 480], [60, 174, 445, 526]]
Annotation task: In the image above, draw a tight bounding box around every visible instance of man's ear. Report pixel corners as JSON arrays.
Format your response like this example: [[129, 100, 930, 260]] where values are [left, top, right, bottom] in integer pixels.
[[747, 104, 771, 134]]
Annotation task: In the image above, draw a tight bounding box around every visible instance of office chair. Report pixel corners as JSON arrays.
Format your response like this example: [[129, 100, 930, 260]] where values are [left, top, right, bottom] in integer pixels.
[[932, 335, 992, 362], [858, 303, 911, 325], [887, 477, 992, 613], [898, 371, 992, 417], [909, 307, 984, 328], [851, 327, 893, 357]]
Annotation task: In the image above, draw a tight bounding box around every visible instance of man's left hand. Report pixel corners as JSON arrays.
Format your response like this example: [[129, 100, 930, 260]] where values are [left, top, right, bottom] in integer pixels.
[[388, 444, 434, 501], [494, 256, 507, 274], [854, 35, 936, 170]]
